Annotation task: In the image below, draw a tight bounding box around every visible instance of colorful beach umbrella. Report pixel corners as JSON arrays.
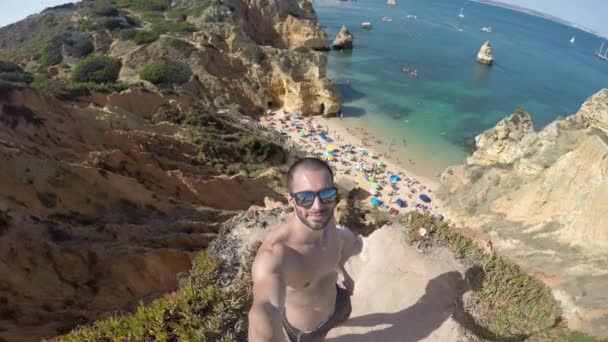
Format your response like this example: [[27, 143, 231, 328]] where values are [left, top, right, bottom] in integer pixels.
[[377, 160, 384, 167], [298, 129, 306, 137], [371, 182, 380, 190], [326, 144, 336, 151]]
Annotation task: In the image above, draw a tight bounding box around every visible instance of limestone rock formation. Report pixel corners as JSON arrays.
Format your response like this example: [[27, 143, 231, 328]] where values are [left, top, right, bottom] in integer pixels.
[[0, 83, 285, 341], [0, 0, 340, 117], [437, 89, 608, 337], [332, 25, 354, 50], [476, 41, 494, 65]]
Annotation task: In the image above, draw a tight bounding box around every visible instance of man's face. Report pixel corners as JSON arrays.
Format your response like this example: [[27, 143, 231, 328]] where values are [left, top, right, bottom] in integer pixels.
[[288, 168, 337, 231]]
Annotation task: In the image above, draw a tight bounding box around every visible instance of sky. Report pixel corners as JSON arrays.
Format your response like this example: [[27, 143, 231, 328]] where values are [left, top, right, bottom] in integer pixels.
[[0, 0, 607, 37]]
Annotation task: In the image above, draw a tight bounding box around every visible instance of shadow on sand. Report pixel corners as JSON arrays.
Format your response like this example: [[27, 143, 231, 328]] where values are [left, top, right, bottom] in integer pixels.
[[328, 267, 533, 342]]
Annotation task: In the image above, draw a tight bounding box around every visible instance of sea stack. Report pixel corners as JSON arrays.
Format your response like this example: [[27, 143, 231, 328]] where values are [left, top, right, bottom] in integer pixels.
[[333, 25, 354, 50], [476, 41, 494, 65]]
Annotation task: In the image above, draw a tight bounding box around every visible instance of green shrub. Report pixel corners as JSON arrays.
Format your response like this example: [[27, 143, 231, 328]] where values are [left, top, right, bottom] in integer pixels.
[[132, 30, 159, 45], [58, 252, 249, 341], [31, 75, 63, 95], [92, 1, 119, 17], [76, 20, 92, 32], [63, 32, 94, 58], [99, 17, 130, 31], [118, 28, 137, 40], [72, 55, 122, 84], [0, 71, 34, 84], [0, 60, 21, 72], [139, 59, 191, 86], [238, 135, 282, 161], [38, 36, 63, 66], [114, 0, 168, 11], [167, 38, 197, 58]]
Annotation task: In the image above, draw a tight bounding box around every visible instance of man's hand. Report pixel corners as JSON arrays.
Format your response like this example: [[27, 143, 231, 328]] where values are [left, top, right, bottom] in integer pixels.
[[341, 269, 355, 295]]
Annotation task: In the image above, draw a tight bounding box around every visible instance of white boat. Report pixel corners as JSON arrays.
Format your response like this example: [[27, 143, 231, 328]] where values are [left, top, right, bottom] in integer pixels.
[[481, 26, 492, 33], [387, 0, 396, 6], [360, 22, 373, 30], [406, 14, 417, 19], [382, 16, 393, 22], [597, 41, 608, 61], [570, 36, 575, 44], [458, 7, 464, 18]]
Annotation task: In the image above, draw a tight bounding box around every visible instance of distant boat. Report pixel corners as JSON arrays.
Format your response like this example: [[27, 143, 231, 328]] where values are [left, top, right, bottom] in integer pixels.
[[597, 41, 608, 61], [481, 26, 492, 33], [387, 0, 396, 6], [570, 36, 575, 44], [458, 7, 465, 18], [382, 16, 393, 22], [406, 14, 417, 20]]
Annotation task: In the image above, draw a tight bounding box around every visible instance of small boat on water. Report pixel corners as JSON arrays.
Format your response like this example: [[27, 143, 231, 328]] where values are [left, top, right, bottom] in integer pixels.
[[480, 26, 492, 33], [360, 22, 373, 30], [406, 14, 417, 20], [401, 67, 410, 73], [382, 16, 393, 22], [458, 7, 464, 18], [570, 36, 576, 44], [410, 70, 419, 77], [596, 41, 608, 61], [387, 0, 396, 6]]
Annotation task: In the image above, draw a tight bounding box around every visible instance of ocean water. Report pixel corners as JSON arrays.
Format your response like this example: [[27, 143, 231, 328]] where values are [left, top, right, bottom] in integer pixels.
[[313, 0, 608, 175]]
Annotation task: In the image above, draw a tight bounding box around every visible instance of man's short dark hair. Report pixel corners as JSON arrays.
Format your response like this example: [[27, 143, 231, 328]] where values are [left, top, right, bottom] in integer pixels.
[[287, 157, 334, 192]]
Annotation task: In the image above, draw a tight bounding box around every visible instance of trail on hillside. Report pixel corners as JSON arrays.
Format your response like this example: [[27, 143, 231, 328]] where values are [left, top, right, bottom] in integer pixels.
[[327, 225, 473, 342]]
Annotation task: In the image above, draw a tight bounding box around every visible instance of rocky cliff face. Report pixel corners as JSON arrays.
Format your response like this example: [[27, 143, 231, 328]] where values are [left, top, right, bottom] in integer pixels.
[[0, 0, 340, 117], [0, 82, 286, 341], [437, 89, 608, 337]]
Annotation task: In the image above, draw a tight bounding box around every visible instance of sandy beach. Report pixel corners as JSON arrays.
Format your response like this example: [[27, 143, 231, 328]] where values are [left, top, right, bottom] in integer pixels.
[[260, 109, 443, 216]]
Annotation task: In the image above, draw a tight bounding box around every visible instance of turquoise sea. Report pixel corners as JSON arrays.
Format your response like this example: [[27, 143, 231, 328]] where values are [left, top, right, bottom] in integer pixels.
[[313, 0, 608, 175]]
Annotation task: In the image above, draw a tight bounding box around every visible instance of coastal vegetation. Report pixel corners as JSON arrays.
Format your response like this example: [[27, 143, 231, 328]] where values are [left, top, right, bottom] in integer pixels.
[[57, 252, 251, 341]]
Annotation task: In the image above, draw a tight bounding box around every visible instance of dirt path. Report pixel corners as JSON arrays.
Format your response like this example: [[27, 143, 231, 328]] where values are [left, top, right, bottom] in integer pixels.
[[327, 225, 471, 341]]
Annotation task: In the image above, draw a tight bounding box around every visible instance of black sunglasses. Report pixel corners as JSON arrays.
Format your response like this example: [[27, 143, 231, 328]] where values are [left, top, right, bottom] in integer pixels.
[[290, 187, 338, 207]]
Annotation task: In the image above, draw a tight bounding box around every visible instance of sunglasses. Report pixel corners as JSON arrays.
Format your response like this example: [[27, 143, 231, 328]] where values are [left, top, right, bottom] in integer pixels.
[[290, 187, 338, 207]]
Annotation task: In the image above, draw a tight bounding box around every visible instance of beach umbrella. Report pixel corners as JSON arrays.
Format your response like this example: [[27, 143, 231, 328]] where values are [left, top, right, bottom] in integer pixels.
[[370, 189, 379, 196], [371, 182, 380, 190], [327, 155, 335, 161], [395, 199, 406, 208], [369, 152, 375, 158], [348, 154, 354, 161], [370, 197, 381, 206], [308, 147, 315, 153], [370, 175, 377, 183], [327, 150, 335, 156], [326, 144, 336, 151], [355, 164, 361, 171], [419, 194, 431, 203], [390, 175, 400, 183], [377, 160, 384, 167], [363, 174, 369, 181], [298, 129, 306, 137]]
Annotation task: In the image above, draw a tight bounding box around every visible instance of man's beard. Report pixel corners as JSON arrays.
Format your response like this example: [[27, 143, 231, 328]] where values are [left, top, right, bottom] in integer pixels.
[[295, 207, 333, 231]]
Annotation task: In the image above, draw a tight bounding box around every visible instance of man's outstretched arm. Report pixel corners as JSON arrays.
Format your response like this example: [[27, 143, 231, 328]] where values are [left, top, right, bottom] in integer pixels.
[[248, 248, 287, 342]]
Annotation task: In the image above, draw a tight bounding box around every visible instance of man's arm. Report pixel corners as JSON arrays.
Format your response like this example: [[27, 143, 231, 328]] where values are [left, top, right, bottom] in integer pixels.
[[248, 247, 287, 342], [337, 226, 363, 293]]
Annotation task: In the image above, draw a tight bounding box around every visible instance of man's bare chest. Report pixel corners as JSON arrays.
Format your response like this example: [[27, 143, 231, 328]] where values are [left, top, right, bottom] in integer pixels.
[[283, 241, 341, 288]]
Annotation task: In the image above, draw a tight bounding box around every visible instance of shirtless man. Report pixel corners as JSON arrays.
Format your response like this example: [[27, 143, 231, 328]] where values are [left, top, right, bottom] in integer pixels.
[[248, 158, 363, 342]]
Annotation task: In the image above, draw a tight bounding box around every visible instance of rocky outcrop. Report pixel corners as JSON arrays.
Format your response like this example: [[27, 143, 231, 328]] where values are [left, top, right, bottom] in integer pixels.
[[577, 88, 608, 132], [332, 25, 354, 50], [0, 0, 340, 117], [0, 83, 284, 341], [476, 41, 494, 65], [437, 89, 608, 337]]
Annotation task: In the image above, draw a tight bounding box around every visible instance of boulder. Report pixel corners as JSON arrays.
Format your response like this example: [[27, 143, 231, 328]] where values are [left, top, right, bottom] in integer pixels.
[[332, 25, 354, 50], [476, 41, 494, 65]]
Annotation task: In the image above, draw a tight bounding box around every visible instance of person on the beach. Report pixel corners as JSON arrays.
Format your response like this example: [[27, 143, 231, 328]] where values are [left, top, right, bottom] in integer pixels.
[[248, 157, 363, 342]]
